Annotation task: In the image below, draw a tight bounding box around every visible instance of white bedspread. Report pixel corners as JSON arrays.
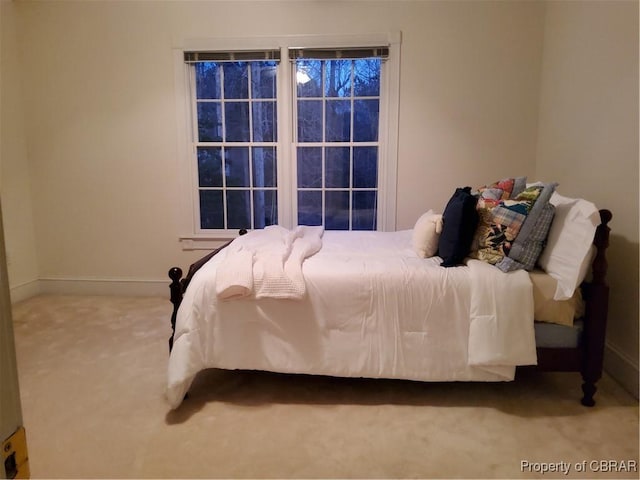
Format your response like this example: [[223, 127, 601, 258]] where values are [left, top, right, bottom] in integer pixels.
[[167, 230, 537, 409]]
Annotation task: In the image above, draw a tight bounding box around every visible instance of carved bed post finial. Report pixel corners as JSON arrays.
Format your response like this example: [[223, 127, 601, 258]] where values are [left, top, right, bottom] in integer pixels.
[[591, 209, 612, 286], [168, 267, 184, 352]]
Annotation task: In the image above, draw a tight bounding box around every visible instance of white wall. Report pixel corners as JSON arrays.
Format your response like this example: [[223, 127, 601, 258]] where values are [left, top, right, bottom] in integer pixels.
[[3, 0, 545, 290], [536, 0, 639, 395], [0, 0, 40, 302]]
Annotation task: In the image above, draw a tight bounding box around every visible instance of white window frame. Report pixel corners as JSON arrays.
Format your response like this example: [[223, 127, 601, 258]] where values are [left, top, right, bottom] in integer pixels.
[[174, 33, 401, 250]]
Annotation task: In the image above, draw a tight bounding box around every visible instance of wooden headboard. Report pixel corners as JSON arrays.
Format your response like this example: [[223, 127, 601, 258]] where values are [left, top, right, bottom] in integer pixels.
[[533, 208, 612, 406]]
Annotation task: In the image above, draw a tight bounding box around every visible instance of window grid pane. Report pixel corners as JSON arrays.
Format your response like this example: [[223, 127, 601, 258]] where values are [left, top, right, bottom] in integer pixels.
[[194, 60, 278, 231], [295, 58, 380, 230]]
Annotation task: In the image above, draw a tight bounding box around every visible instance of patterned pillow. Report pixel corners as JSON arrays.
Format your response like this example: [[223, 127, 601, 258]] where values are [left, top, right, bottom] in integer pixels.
[[470, 182, 556, 265], [495, 202, 555, 272], [475, 176, 527, 209], [512, 176, 528, 198]]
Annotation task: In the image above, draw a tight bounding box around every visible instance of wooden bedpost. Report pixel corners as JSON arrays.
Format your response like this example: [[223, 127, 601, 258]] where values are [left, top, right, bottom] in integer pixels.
[[580, 209, 612, 406], [168, 267, 184, 353], [167, 236, 239, 354]]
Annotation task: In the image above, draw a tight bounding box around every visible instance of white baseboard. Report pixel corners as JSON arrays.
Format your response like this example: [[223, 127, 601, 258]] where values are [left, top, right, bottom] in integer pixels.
[[12, 277, 170, 300], [604, 341, 639, 399], [9, 280, 41, 304]]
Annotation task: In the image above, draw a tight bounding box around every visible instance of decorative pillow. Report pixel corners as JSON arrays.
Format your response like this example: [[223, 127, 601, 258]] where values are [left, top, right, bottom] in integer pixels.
[[495, 202, 555, 272], [476, 179, 513, 209], [438, 187, 479, 267], [412, 210, 443, 258], [475, 176, 527, 210], [537, 192, 600, 300], [470, 182, 556, 265], [512, 176, 528, 198]]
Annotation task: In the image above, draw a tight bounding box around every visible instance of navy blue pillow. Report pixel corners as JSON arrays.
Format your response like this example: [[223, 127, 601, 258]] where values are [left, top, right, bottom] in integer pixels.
[[438, 187, 479, 267]]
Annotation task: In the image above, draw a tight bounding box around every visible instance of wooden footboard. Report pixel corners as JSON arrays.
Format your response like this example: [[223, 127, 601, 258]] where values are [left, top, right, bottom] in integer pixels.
[[168, 229, 248, 351], [168, 239, 233, 352]]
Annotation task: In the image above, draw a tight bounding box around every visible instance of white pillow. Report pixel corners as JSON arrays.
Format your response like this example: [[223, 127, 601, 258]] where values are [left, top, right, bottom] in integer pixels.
[[537, 192, 600, 300], [412, 210, 443, 258]]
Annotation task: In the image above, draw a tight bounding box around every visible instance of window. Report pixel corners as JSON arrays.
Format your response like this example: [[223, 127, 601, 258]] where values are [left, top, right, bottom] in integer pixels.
[[186, 51, 280, 231], [293, 50, 386, 230], [177, 35, 400, 245]]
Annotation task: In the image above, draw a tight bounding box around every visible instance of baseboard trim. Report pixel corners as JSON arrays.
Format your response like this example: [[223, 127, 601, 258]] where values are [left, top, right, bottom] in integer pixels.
[[604, 341, 639, 399], [37, 277, 169, 298], [9, 280, 41, 304]]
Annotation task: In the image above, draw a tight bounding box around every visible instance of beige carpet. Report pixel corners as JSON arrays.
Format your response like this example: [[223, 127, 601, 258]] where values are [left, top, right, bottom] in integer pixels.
[[11, 294, 639, 479]]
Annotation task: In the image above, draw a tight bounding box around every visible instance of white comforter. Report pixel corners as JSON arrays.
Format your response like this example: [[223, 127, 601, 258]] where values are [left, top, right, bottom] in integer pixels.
[[167, 230, 537, 409]]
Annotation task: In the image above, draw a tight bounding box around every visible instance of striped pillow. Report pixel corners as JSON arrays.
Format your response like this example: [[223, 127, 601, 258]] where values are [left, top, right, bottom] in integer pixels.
[[495, 202, 555, 272]]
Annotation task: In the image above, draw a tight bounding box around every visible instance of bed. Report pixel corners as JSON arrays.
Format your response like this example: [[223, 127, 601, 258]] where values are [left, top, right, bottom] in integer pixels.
[[167, 181, 612, 409]]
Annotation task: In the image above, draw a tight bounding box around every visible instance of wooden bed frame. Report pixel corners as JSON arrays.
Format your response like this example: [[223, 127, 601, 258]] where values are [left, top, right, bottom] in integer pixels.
[[169, 210, 612, 406]]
